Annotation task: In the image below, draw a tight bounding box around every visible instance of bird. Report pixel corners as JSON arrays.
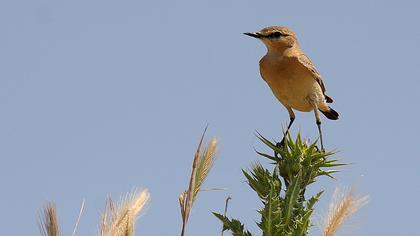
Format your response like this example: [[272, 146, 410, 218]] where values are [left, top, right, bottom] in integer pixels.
[[244, 26, 338, 152]]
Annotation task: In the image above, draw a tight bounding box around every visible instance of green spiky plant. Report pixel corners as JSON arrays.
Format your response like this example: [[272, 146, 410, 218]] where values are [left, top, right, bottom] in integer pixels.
[[214, 133, 346, 236]]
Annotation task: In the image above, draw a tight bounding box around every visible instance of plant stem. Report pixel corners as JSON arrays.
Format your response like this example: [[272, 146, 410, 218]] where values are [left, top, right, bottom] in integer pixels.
[[221, 196, 232, 236]]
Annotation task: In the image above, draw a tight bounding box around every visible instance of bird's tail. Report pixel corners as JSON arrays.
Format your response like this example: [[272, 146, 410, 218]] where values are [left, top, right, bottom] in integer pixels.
[[320, 107, 339, 120]]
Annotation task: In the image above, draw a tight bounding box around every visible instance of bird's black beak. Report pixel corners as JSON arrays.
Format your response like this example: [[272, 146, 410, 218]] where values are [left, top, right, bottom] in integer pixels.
[[244, 32, 262, 39]]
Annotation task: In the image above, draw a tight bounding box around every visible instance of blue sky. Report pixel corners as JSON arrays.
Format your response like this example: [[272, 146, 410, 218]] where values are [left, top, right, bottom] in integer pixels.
[[1, 0, 420, 235]]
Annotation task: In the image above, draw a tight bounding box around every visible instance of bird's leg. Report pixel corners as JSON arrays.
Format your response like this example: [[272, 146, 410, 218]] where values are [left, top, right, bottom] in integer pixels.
[[276, 108, 295, 157], [313, 108, 325, 152], [278, 117, 295, 146], [316, 121, 324, 152]]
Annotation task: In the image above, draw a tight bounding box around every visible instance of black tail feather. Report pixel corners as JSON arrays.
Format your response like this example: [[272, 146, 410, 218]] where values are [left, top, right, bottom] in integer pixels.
[[325, 95, 334, 103], [320, 107, 339, 120]]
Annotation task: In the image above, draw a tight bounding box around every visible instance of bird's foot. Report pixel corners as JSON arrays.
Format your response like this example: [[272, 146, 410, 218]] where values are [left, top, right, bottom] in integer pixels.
[[314, 145, 325, 153], [275, 138, 286, 157]]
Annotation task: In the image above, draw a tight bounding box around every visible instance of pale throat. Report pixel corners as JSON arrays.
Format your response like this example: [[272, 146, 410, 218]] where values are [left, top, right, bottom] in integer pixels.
[[265, 42, 300, 58]]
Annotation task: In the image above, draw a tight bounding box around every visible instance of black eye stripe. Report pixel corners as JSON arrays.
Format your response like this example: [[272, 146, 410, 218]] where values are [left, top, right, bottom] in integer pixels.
[[266, 31, 283, 38]]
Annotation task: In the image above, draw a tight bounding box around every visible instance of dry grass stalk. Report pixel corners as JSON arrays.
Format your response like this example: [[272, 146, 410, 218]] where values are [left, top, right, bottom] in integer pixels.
[[71, 199, 85, 236], [193, 136, 218, 200], [39, 202, 60, 236], [323, 186, 369, 236], [180, 128, 218, 236], [100, 189, 150, 236]]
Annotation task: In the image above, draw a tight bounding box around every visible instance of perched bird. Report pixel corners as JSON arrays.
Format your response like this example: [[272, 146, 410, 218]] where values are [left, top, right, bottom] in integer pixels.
[[244, 26, 338, 151]]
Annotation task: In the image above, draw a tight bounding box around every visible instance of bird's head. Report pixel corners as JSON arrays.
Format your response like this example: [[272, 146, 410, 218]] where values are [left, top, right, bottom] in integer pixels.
[[244, 26, 298, 52]]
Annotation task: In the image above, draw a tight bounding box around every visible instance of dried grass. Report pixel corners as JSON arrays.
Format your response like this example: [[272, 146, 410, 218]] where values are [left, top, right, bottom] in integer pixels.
[[71, 199, 85, 236], [39, 202, 60, 236], [323, 186, 369, 236], [180, 128, 218, 236], [193, 136, 218, 200], [100, 189, 150, 236]]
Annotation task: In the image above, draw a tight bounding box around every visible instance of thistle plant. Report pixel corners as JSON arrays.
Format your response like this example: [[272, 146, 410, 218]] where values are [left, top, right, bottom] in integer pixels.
[[214, 133, 347, 236]]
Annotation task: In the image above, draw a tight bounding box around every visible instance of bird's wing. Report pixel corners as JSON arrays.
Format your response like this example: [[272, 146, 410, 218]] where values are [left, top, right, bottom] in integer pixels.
[[296, 53, 333, 103], [296, 53, 325, 93]]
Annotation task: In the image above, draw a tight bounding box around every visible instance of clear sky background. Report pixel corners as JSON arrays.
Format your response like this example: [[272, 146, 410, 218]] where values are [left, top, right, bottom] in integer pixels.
[[1, 0, 420, 235]]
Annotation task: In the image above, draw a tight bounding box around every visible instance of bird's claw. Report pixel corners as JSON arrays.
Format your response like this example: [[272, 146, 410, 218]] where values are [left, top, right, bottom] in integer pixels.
[[314, 145, 325, 153], [274, 139, 286, 157]]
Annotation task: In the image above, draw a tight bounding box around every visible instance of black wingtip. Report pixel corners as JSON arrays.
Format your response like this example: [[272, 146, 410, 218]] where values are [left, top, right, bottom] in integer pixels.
[[325, 95, 334, 103]]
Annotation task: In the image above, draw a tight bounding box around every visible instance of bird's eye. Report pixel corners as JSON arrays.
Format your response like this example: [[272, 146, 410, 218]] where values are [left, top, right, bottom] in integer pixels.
[[271, 32, 282, 38]]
